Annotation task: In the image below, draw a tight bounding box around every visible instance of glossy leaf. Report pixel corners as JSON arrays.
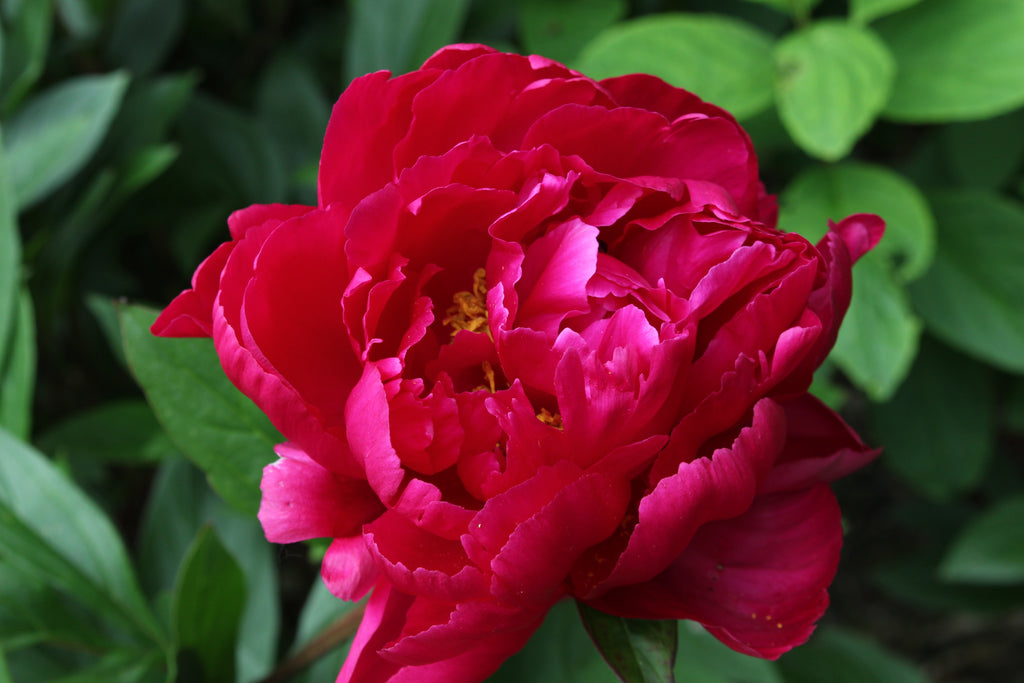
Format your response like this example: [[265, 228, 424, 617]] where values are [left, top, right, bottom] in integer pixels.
[[871, 338, 996, 500], [849, 0, 922, 24], [0, 287, 34, 438], [578, 603, 677, 683], [172, 526, 246, 683], [345, 0, 471, 80], [780, 162, 933, 398], [909, 191, 1024, 373], [878, 0, 1024, 121], [774, 21, 894, 160], [940, 497, 1024, 584], [0, 427, 163, 644], [3, 71, 129, 210], [577, 14, 776, 120], [119, 304, 282, 515], [519, 0, 626, 65], [777, 626, 928, 683]]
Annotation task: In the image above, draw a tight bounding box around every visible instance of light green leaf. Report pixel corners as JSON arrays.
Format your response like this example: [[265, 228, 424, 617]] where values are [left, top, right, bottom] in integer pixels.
[[578, 603, 677, 683], [909, 191, 1024, 373], [519, 0, 626, 65], [779, 162, 934, 399], [871, 338, 996, 500], [777, 626, 928, 683], [119, 304, 282, 515], [0, 287, 34, 438], [107, 0, 186, 75], [774, 20, 894, 160], [0, 0, 52, 111], [345, 0, 471, 80], [0, 427, 163, 644], [172, 526, 246, 683], [940, 496, 1024, 585], [878, 0, 1024, 122], [674, 622, 782, 683], [3, 71, 129, 210], [576, 13, 776, 120], [849, 0, 922, 24]]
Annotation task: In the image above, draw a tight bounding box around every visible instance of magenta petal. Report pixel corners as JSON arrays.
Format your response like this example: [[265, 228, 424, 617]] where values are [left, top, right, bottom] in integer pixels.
[[829, 213, 885, 263], [258, 442, 383, 543], [151, 241, 234, 337], [345, 366, 407, 504], [322, 536, 380, 601]]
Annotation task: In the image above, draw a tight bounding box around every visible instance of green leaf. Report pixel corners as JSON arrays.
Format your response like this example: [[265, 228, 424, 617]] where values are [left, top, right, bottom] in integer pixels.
[[172, 526, 246, 683], [941, 108, 1024, 190], [779, 162, 934, 399], [47, 648, 165, 683], [909, 191, 1024, 373], [777, 626, 928, 683], [490, 601, 617, 683], [849, 0, 922, 24], [674, 622, 782, 683], [578, 603, 677, 683], [119, 304, 282, 515], [519, 0, 627, 65], [0, 570, 110, 651], [0, 286, 34, 438], [773, 20, 894, 160], [290, 581, 362, 683], [0, 0, 52, 112], [0, 132, 20, 398], [0, 427, 163, 644], [104, 72, 198, 162], [576, 13, 776, 120], [345, 0, 472, 80], [107, 0, 186, 75], [3, 71, 129, 210], [871, 338, 996, 500], [37, 399, 176, 464], [875, 555, 1024, 613], [940, 496, 1024, 584], [741, 0, 821, 21], [877, 0, 1024, 122]]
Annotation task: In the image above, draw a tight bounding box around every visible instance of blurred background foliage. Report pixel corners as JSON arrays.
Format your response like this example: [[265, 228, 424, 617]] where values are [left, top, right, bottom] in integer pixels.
[[1, 0, 1023, 681]]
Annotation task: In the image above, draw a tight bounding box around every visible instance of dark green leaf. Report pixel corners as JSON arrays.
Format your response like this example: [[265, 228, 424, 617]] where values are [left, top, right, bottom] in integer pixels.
[[104, 72, 198, 162], [120, 304, 282, 515], [0, 135, 20, 401], [674, 622, 782, 682], [0, 427, 163, 644], [3, 71, 129, 209], [37, 399, 176, 464], [0, 570, 110, 651], [53, 0, 99, 39], [941, 108, 1024, 190], [107, 0, 186, 75], [47, 648, 165, 683], [0, 0, 52, 112], [776, 626, 928, 683], [849, 0, 922, 24], [577, 14, 776, 121], [940, 496, 1024, 584], [871, 338, 996, 500], [742, 0, 821, 21], [578, 603, 677, 683], [290, 581, 362, 683], [780, 162, 934, 399], [909, 191, 1024, 373], [345, 0, 472, 80], [774, 20, 894, 160], [519, 0, 626, 65], [877, 0, 1024, 122], [875, 555, 1024, 613], [0, 287, 34, 438], [171, 526, 246, 683]]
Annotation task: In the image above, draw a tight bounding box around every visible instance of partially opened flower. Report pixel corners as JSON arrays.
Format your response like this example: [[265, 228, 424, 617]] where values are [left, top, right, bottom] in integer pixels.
[[154, 44, 883, 682]]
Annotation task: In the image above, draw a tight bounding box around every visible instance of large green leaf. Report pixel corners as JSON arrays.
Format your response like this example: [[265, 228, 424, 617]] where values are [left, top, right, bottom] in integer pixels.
[[849, 0, 922, 24], [0, 570, 110, 651], [870, 338, 996, 500], [519, 0, 626, 65], [777, 626, 928, 683], [0, 427, 163, 645], [578, 603, 677, 683], [773, 20, 894, 161], [877, 0, 1024, 122], [779, 162, 933, 399], [576, 14, 776, 120], [171, 526, 246, 683], [3, 71, 129, 210], [37, 399, 176, 464], [674, 622, 782, 683], [120, 304, 282, 515], [0, 287, 34, 438], [345, 0, 471, 80], [940, 496, 1024, 585], [0, 0, 52, 111], [909, 191, 1024, 373]]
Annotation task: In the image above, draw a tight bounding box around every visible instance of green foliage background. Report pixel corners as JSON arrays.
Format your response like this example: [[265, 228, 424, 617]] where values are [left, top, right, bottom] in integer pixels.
[[2, 0, 1023, 681]]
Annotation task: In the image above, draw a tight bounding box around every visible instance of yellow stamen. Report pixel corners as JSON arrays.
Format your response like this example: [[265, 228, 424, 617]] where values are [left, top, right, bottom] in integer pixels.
[[537, 408, 563, 430], [443, 268, 490, 338], [482, 360, 497, 394]]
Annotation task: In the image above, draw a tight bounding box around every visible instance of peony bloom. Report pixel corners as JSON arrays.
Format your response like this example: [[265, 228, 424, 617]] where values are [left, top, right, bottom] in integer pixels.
[[154, 44, 883, 682]]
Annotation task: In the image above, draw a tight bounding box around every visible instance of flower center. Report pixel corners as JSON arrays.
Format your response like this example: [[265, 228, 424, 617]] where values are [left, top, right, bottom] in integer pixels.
[[443, 268, 489, 338], [537, 408, 563, 429]]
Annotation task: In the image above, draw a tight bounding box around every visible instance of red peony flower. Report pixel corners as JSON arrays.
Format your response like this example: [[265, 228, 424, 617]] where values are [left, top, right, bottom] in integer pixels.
[[153, 44, 883, 682]]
